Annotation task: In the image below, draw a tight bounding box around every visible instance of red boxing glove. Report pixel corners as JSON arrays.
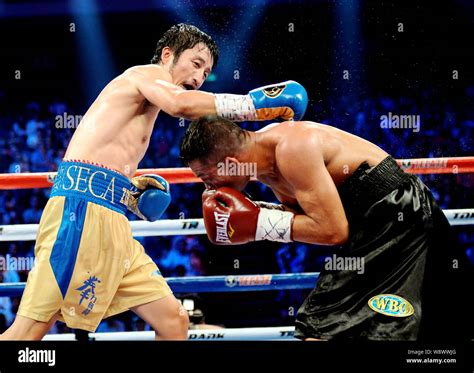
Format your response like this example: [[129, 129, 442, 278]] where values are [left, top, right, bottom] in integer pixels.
[[202, 187, 294, 245]]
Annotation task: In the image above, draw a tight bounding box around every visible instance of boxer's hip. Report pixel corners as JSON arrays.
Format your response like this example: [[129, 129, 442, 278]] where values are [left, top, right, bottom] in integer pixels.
[[39, 160, 134, 292], [337, 155, 415, 222]]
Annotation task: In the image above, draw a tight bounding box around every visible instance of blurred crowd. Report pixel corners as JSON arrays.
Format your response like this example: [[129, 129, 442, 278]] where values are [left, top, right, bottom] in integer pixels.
[[0, 86, 473, 333]]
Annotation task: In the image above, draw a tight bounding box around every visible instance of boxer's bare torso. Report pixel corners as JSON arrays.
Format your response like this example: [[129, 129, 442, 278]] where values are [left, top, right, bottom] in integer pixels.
[[65, 43, 215, 178], [64, 65, 170, 177], [254, 121, 389, 208], [189, 120, 388, 244]]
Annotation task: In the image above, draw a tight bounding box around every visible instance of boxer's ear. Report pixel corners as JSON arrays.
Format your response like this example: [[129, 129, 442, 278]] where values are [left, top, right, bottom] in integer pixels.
[[160, 47, 174, 65]]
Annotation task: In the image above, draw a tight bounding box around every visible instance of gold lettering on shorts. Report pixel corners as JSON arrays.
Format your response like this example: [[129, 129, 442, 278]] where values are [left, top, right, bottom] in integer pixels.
[[103, 177, 115, 204], [64, 165, 77, 190], [73, 166, 90, 193], [88, 171, 108, 199]]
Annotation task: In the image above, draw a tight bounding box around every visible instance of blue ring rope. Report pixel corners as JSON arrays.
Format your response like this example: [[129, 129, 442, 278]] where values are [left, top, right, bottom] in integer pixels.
[[0, 272, 319, 296]]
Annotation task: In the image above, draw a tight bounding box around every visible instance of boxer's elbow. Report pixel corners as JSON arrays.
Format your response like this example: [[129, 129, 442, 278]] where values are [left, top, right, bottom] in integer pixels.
[[327, 221, 349, 245], [327, 230, 348, 245], [331, 221, 349, 245]]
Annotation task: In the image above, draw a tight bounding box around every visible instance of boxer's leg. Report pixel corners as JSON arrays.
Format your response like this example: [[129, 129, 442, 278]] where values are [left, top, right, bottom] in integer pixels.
[[104, 239, 188, 340], [131, 295, 188, 340], [0, 312, 59, 340], [2, 197, 66, 340]]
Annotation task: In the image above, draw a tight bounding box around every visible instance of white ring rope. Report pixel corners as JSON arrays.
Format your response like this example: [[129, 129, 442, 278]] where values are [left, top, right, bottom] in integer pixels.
[[0, 209, 473, 241], [42, 326, 297, 341]]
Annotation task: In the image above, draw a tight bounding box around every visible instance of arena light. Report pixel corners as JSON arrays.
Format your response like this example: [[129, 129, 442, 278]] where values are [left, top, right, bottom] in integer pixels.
[[332, 0, 364, 99], [68, 0, 116, 104]]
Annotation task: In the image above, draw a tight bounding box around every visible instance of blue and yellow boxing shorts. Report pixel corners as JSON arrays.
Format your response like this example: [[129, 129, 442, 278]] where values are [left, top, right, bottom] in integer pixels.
[[17, 160, 172, 332]]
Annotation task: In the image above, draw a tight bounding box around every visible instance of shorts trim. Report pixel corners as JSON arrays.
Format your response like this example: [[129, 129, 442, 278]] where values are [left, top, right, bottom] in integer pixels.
[[16, 308, 57, 324], [49, 196, 87, 298], [60, 320, 98, 333]]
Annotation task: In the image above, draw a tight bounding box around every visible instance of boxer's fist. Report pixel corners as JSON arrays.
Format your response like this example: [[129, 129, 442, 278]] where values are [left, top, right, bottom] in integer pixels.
[[127, 174, 171, 221], [202, 187, 259, 245], [248, 81, 308, 121], [214, 80, 308, 122], [202, 187, 294, 245]]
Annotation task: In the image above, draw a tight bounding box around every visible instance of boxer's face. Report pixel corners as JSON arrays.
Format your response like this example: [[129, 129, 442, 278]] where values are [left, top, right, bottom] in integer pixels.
[[163, 43, 213, 90], [189, 158, 250, 191]]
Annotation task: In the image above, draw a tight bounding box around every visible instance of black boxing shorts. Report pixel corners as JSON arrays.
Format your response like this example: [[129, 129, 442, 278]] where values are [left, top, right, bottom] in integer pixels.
[[294, 156, 471, 341]]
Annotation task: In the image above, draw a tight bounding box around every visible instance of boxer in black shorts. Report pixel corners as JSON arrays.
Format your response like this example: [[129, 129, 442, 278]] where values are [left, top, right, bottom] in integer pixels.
[[295, 157, 469, 340], [180, 115, 471, 341]]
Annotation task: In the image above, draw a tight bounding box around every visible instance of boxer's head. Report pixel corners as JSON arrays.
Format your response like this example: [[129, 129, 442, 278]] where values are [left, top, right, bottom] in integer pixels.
[[180, 115, 252, 191], [151, 24, 218, 90]]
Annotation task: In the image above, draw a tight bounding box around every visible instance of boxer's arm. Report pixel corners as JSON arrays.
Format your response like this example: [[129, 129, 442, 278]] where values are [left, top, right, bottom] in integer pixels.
[[130, 67, 308, 121], [146, 80, 218, 119], [277, 138, 349, 245], [133, 74, 216, 119], [270, 190, 305, 214]]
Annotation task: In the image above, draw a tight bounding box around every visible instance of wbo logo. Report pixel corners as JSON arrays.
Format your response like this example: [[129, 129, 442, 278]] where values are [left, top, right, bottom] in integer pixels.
[[368, 294, 414, 317]]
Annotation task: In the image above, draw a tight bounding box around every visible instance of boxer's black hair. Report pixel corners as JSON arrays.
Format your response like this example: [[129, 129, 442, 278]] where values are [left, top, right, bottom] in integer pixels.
[[180, 115, 246, 166], [151, 23, 219, 67]]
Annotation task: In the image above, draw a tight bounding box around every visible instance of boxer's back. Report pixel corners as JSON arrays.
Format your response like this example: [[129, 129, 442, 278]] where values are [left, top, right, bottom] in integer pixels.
[[262, 121, 389, 187], [302, 121, 389, 186]]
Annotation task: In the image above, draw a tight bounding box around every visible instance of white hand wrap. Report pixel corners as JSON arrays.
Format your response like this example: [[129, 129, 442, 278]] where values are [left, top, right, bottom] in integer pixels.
[[254, 201, 285, 211], [255, 208, 294, 242], [214, 94, 257, 121]]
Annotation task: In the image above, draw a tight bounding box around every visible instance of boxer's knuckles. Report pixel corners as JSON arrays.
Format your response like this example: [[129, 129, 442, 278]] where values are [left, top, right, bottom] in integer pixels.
[[202, 187, 260, 245]]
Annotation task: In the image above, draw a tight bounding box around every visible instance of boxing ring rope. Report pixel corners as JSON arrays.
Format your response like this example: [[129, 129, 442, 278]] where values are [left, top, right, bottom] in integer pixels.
[[0, 208, 472, 242], [0, 273, 320, 297], [42, 326, 297, 341], [0, 156, 473, 190]]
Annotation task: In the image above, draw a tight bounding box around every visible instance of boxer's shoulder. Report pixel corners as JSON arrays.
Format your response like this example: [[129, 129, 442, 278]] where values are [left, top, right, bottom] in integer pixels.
[[275, 124, 322, 156], [122, 64, 173, 84]]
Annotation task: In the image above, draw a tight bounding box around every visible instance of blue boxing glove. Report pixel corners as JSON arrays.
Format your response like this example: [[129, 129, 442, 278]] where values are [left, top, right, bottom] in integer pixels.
[[214, 80, 308, 122], [248, 80, 308, 121], [127, 174, 171, 221]]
